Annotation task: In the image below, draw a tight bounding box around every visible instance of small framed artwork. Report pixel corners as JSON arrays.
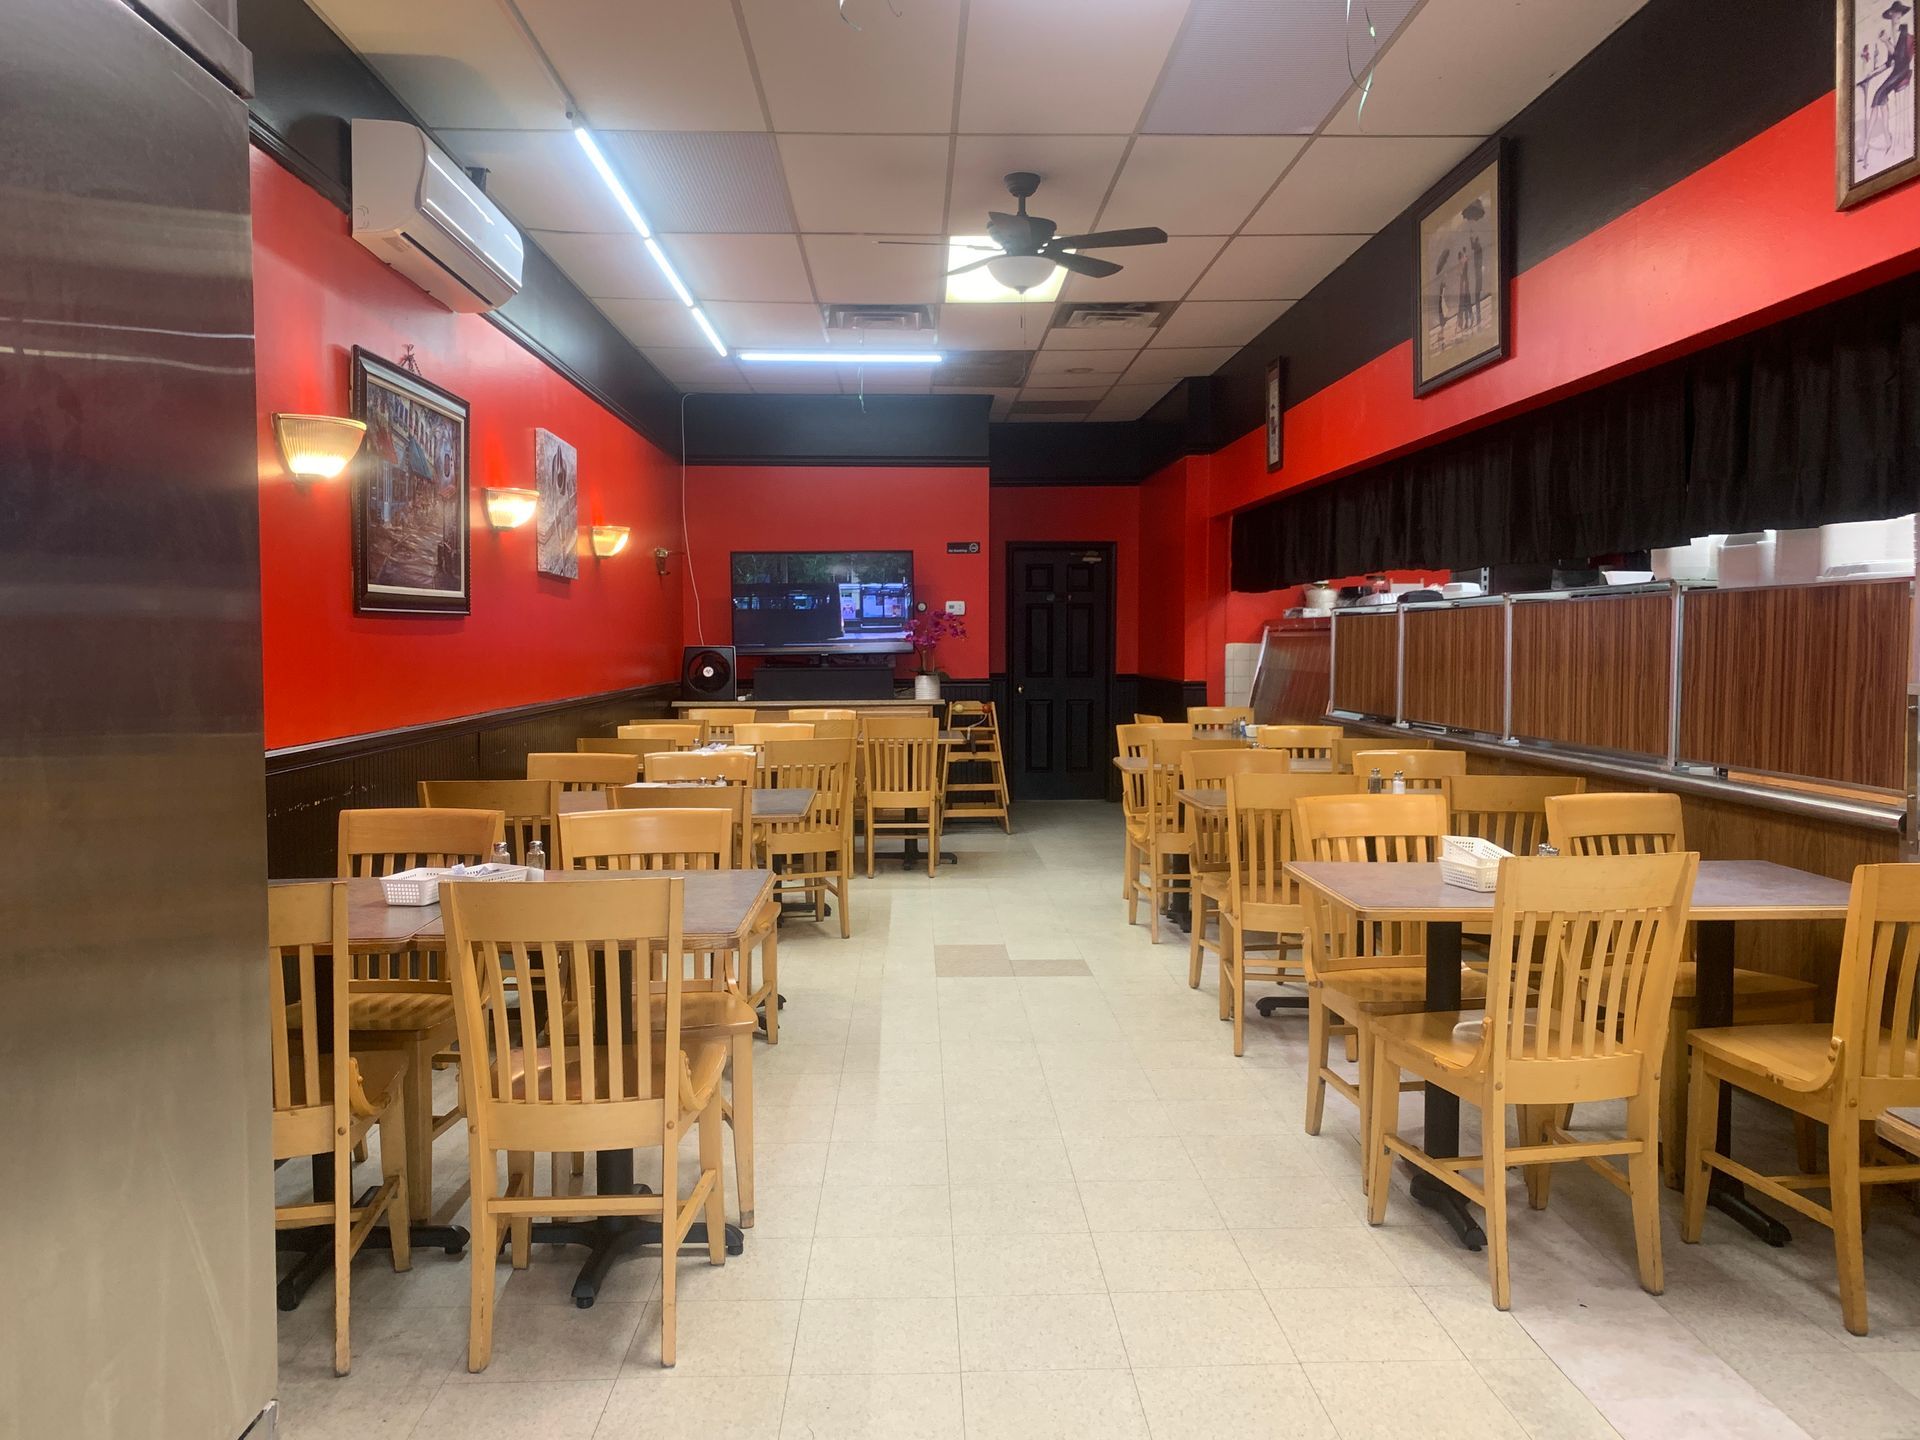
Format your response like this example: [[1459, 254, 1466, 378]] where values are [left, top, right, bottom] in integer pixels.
[[350, 347, 471, 614], [1837, 0, 1919, 209], [1412, 138, 1511, 397], [534, 428, 579, 580], [1265, 358, 1286, 472]]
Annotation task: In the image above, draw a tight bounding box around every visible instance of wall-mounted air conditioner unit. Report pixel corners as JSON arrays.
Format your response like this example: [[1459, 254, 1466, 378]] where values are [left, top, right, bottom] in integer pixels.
[[350, 119, 524, 314]]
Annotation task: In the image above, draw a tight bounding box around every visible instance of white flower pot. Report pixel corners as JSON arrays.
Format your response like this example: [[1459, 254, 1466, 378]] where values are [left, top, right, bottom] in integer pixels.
[[913, 673, 941, 701]]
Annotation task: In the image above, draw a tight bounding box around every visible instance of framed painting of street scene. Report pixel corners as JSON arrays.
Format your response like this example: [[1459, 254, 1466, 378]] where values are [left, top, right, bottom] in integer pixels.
[[1412, 138, 1511, 397], [350, 347, 471, 614]]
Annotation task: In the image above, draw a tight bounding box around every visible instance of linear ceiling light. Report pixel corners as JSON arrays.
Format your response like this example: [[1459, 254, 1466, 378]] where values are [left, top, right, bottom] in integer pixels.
[[573, 123, 727, 358], [737, 351, 943, 365]]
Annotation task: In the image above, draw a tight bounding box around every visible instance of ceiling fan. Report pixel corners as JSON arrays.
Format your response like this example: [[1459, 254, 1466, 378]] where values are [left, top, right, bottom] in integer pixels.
[[884, 172, 1168, 293]]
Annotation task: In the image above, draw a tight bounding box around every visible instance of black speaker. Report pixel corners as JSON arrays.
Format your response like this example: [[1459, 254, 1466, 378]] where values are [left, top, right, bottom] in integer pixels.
[[681, 645, 738, 700]]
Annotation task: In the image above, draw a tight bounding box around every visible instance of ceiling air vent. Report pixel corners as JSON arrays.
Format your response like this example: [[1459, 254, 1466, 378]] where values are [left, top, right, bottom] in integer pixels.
[[1049, 300, 1173, 333], [823, 303, 935, 333], [938, 350, 1032, 387], [1009, 399, 1097, 419]]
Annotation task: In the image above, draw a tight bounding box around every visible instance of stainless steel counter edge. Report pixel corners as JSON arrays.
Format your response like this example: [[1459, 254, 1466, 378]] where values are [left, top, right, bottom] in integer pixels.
[[1332, 716, 1906, 833]]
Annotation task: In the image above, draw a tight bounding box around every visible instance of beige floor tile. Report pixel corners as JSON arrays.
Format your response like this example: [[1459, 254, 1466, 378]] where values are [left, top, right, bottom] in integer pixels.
[[1266, 1287, 1460, 1363], [958, 1291, 1128, 1371], [1417, 1286, 1543, 1360], [1233, 1226, 1407, 1289], [780, 1373, 965, 1439], [1093, 1230, 1256, 1292], [442, 1298, 643, 1384], [826, 1140, 949, 1186], [1077, 1179, 1224, 1232], [830, 1101, 947, 1144], [790, 1297, 961, 1374], [949, 1180, 1089, 1235], [1471, 1356, 1624, 1440], [959, 1370, 1149, 1440], [1304, 1359, 1530, 1440], [953, 1231, 1107, 1297], [276, 1376, 438, 1440], [1064, 1135, 1199, 1184], [411, 1379, 614, 1440], [804, 1235, 955, 1299], [1130, 1365, 1339, 1440], [1110, 1288, 1293, 1368], [948, 1133, 1074, 1182], [672, 1237, 812, 1302], [814, 1181, 953, 1237], [1722, 1350, 1920, 1440], [594, 1373, 786, 1438], [743, 1183, 823, 1240], [1203, 1173, 1360, 1229], [622, 1299, 800, 1376]]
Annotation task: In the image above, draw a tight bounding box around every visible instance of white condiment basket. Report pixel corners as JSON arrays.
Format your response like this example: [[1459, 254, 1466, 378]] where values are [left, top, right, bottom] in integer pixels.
[[379, 863, 537, 906], [1439, 836, 1510, 892]]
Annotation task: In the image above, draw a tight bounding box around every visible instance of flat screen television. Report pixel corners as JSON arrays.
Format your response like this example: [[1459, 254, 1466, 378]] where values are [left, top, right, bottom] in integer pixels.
[[730, 550, 914, 655]]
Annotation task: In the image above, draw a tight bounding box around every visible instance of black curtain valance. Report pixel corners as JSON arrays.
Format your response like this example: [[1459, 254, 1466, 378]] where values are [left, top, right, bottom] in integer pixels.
[[1231, 268, 1920, 590]]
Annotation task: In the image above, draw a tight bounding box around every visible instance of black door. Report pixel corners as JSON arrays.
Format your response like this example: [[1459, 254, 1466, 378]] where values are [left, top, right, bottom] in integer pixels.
[[1006, 543, 1115, 800]]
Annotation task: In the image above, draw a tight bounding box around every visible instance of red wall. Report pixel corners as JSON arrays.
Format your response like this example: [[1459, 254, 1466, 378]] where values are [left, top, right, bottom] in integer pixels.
[[253, 150, 684, 749], [681, 466, 991, 679], [987, 486, 1141, 673]]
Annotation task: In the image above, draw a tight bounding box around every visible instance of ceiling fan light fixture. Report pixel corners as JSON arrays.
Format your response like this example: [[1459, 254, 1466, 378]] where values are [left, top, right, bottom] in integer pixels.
[[985, 254, 1057, 293]]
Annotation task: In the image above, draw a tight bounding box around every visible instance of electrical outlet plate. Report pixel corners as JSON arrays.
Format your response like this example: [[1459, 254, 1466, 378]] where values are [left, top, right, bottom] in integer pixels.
[[945, 600, 966, 615]]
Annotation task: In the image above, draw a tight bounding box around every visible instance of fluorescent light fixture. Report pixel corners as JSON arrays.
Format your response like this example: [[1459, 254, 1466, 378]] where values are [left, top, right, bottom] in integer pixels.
[[690, 307, 728, 358], [737, 351, 942, 365], [572, 127, 651, 238], [644, 237, 694, 308], [945, 236, 1065, 304]]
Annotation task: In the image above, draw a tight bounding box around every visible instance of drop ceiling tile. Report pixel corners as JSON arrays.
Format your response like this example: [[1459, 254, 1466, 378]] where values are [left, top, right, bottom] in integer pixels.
[[844, 370, 933, 393], [1123, 345, 1239, 384], [438, 131, 628, 234], [645, 347, 747, 385], [1058, 236, 1226, 303], [597, 132, 795, 233], [1016, 385, 1112, 402], [529, 232, 675, 301], [517, 0, 766, 130], [1148, 301, 1290, 349], [1144, 0, 1419, 134], [663, 234, 814, 303], [1246, 135, 1483, 235], [1187, 233, 1369, 300], [597, 299, 708, 350], [1040, 324, 1158, 352], [934, 301, 1056, 350], [1026, 350, 1134, 382], [802, 234, 946, 304], [1098, 137, 1305, 234], [948, 136, 1129, 237], [959, 0, 1190, 134], [741, 0, 964, 133], [306, 0, 566, 129], [1091, 384, 1173, 420], [780, 135, 951, 234], [705, 302, 830, 348], [1324, 0, 1650, 137]]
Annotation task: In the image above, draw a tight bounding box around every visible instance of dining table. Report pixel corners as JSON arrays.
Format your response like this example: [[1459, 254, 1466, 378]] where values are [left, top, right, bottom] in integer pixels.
[[1285, 858, 1851, 1251], [289, 867, 774, 1309]]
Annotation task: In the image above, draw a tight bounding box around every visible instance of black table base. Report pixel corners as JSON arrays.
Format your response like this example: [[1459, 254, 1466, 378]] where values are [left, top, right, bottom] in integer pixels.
[[1254, 993, 1309, 1015], [275, 1166, 470, 1310], [529, 1150, 743, 1308], [1406, 920, 1487, 1250], [1695, 919, 1792, 1246]]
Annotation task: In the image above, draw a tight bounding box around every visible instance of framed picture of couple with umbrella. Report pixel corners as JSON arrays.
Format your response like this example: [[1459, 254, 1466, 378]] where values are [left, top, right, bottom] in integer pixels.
[[1839, 0, 1919, 208], [1411, 138, 1510, 397]]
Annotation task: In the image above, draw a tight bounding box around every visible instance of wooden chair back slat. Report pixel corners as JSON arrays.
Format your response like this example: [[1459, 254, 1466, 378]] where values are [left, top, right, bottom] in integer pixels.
[[762, 738, 856, 836], [863, 718, 940, 803], [526, 752, 641, 792], [1256, 724, 1343, 765], [1444, 775, 1587, 856], [1294, 793, 1447, 968], [267, 881, 349, 1123], [559, 807, 732, 872], [611, 785, 751, 867], [418, 780, 561, 866], [1831, 867, 1920, 1091], [1350, 749, 1467, 790], [787, 708, 856, 721], [646, 750, 755, 785], [1116, 722, 1192, 761], [1334, 735, 1431, 771], [616, 722, 707, 750], [1188, 705, 1254, 734], [685, 707, 759, 742], [338, 807, 503, 877], [734, 722, 813, 745], [1545, 792, 1685, 857], [1226, 773, 1360, 915], [1182, 749, 1293, 872]]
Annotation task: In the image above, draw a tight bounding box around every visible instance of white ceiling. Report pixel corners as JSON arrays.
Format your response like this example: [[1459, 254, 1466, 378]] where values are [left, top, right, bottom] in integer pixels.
[[310, 0, 1650, 421]]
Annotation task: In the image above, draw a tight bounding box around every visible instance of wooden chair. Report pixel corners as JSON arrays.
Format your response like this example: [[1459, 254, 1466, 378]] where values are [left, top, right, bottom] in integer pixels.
[[1547, 791, 1819, 1186], [861, 716, 943, 878], [1444, 774, 1586, 856], [1122, 735, 1243, 942], [1256, 724, 1343, 766], [1188, 705, 1254, 734], [442, 876, 728, 1369], [617, 721, 707, 750], [527, 751, 640, 792], [578, 737, 680, 762], [1205, 772, 1359, 1055], [1367, 852, 1698, 1311], [1334, 735, 1431, 772], [806, 717, 858, 741], [613, 782, 753, 868], [761, 738, 857, 950], [685, 707, 759, 742], [418, 779, 561, 866], [648, 750, 755, 785], [1293, 792, 1487, 1159], [1683, 863, 1920, 1335], [557, 808, 769, 1225], [1351, 748, 1467, 790], [787, 708, 856, 722], [943, 699, 1011, 832], [1133, 713, 1165, 724], [338, 807, 503, 1217], [269, 880, 411, 1375], [1183, 747, 1294, 997], [734, 721, 813, 745]]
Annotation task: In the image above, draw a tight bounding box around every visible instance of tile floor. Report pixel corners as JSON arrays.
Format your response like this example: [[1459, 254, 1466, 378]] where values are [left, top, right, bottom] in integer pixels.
[[276, 802, 1920, 1439]]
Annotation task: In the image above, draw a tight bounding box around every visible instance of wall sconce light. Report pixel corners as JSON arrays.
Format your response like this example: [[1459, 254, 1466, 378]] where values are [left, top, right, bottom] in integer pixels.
[[271, 413, 367, 481], [590, 525, 631, 558], [653, 546, 672, 576], [484, 487, 537, 529]]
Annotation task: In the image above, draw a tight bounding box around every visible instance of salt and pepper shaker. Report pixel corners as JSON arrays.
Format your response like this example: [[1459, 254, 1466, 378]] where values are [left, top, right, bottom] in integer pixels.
[[526, 838, 547, 873], [1390, 770, 1407, 795], [1367, 767, 1383, 794]]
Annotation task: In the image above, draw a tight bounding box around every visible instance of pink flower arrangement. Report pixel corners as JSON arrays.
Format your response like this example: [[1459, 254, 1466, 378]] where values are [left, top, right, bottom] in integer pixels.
[[905, 608, 967, 674]]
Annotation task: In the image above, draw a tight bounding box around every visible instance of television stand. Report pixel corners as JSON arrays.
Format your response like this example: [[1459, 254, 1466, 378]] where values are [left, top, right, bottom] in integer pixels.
[[750, 651, 896, 701]]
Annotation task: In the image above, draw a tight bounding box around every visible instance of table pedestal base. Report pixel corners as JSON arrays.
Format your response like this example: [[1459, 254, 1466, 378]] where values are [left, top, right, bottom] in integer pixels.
[[1410, 1172, 1486, 1250], [528, 1214, 745, 1308], [275, 1202, 470, 1311], [1695, 919, 1793, 1247], [1254, 994, 1309, 1015]]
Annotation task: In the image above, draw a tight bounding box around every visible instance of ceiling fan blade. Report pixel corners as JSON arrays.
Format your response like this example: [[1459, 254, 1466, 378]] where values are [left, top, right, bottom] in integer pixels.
[[1048, 226, 1169, 250], [878, 239, 992, 249], [946, 256, 1001, 277], [1051, 251, 1122, 279]]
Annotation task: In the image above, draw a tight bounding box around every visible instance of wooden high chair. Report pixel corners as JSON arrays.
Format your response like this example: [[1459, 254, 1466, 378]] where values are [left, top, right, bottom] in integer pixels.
[[269, 881, 411, 1375], [442, 877, 729, 1369], [1367, 852, 1697, 1311]]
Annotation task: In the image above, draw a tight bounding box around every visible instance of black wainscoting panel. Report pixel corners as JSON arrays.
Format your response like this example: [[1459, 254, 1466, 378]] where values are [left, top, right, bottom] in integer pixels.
[[237, 0, 684, 450], [684, 393, 990, 466], [264, 683, 675, 877]]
